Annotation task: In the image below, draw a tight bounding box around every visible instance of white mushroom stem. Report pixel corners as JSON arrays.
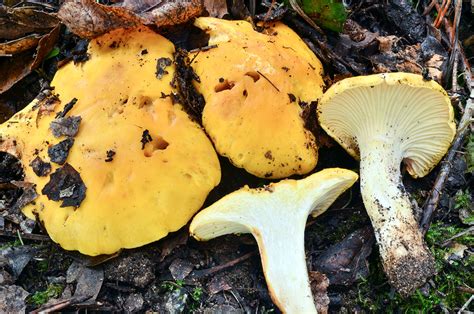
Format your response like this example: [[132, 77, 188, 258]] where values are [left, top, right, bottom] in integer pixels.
[[359, 138, 435, 296], [190, 169, 358, 314]]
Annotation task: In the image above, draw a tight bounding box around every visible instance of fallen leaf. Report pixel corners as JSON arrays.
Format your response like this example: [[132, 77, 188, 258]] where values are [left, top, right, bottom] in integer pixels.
[[0, 6, 59, 40], [0, 245, 39, 279], [0, 285, 29, 313], [169, 258, 194, 280], [42, 163, 86, 208], [203, 0, 228, 18], [58, 0, 203, 39], [287, 0, 347, 32], [313, 226, 374, 286], [58, 0, 141, 39], [0, 24, 60, 94], [0, 34, 42, 56], [309, 271, 330, 314], [207, 275, 232, 295]]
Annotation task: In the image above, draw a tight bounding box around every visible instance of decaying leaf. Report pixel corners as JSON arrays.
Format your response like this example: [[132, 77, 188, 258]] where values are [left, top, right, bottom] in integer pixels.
[[0, 285, 29, 313], [0, 34, 42, 56], [57, 0, 141, 39], [0, 245, 39, 279], [314, 226, 374, 286], [67, 261, 104, 303], [0, 25, 60, 94], [41, 163, 86, 208], [58, 0, 203, 39], [203, 0, 228, 18], [0, 6, 59, 40], [287, 0, 347, 32]]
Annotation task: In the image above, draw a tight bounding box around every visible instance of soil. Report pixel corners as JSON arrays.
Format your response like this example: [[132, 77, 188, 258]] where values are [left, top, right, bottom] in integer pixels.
[[0, 1, 473, 313]]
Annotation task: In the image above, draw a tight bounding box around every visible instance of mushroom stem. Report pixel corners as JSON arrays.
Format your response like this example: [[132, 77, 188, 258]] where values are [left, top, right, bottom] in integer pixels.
[[190, 169, 359, 313], [252, 206, 316, 313], [359, 139, 435, 296], [192, 196, 317, 313]]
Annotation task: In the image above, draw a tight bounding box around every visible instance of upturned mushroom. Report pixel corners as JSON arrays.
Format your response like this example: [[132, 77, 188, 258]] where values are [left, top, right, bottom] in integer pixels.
[[190, 168, 358, 313], [317, 73, 455, 295], [0, 27, 221, 256], [190, 17, 325, 179]]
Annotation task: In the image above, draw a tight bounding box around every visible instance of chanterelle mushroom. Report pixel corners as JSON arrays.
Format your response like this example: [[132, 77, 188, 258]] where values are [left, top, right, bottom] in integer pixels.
[[190, 168, 358, 313], [0, 27, 221, 256], [317, 73, 455, 295], [190, 17, 325, 179]]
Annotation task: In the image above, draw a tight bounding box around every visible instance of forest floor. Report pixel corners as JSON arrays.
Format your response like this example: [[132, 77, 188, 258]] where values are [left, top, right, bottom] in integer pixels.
[[0, 0, 473, 312]]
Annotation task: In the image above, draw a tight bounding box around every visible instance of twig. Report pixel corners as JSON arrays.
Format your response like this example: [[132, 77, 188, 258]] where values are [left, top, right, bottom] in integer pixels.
[[288, 0, 324, 35], [191, 251, 256, 278], [441, 226, 474, 247], [256, 70, 280, 92], [421, 91, 474, 234], [31, 296, 90, 313], [458, 295, 474, 314], [0, 230, 51, 242]]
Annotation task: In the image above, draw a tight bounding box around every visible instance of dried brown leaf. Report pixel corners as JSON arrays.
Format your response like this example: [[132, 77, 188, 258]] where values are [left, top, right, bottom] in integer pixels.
[[203, 0, 228, 18], [313, 226, 374, 286], [58, 0, 203, 39], [0, 6, 59, 40], [58, 0, 142, 39], [0, 24, 60, 94], [0, 34, 41, 56], [135, 0, 203, 26]]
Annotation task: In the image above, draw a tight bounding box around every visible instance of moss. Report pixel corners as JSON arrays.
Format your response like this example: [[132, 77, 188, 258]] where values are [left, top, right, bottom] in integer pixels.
[[28, 284, 64, 306], [0, 239, 22, 250], [355, 222, 473, 311]]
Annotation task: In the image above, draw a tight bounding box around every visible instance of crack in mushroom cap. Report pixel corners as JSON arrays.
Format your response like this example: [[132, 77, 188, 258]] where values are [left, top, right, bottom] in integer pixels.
[[0, 27, 221, 256], [191, 17, 325, 179], [317, 72, 455, 178]]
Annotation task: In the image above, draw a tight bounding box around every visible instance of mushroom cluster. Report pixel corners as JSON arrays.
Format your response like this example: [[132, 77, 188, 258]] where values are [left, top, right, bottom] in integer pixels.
[[0, 27, 221, 256], [190, 17, 325, 179], [0, 14, 455, 311], [318, 72, 455, 295]]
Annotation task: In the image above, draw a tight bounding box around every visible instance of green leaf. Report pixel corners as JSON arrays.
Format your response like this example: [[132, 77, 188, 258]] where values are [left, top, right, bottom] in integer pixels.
[[45, 47, 60, 60], [287, 0, 347, 32]]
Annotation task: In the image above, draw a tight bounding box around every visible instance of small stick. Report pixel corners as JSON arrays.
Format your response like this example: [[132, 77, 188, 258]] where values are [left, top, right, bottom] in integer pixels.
[[441, 226, 474, 247], [191, 251, 256, 278], [256, 70, 280, 92], [288, 0, 324, 35], [0, 230, 51, 242], [458, 295, 474, 314], [421, 92, 473, 234]]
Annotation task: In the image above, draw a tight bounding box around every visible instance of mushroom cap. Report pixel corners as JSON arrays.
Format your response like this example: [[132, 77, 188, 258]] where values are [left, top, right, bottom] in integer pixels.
[[0, 27, 221, 256], [190, 168, 358, 240], [191, 17, 325, 179], [317, 72, 455, 178]]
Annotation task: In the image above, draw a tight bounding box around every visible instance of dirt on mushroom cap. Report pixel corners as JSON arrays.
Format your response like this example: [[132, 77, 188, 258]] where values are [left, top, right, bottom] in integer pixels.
[[0, 27, 221, 256], [190, 17, 325, 179]]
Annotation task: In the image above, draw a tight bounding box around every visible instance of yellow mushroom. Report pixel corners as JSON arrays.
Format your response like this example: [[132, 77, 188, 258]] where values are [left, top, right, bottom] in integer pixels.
[[318, 72, 455, 295], [190, 168, 358, 313], [190, 17, 325, 179], [0, 27, 221, 256]]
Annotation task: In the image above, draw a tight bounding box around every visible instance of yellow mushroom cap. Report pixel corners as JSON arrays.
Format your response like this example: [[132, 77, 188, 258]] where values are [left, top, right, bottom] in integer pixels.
[[0, 27, 221, 256], [318, 72, 455, 178], [191, 17, 325, 179]]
